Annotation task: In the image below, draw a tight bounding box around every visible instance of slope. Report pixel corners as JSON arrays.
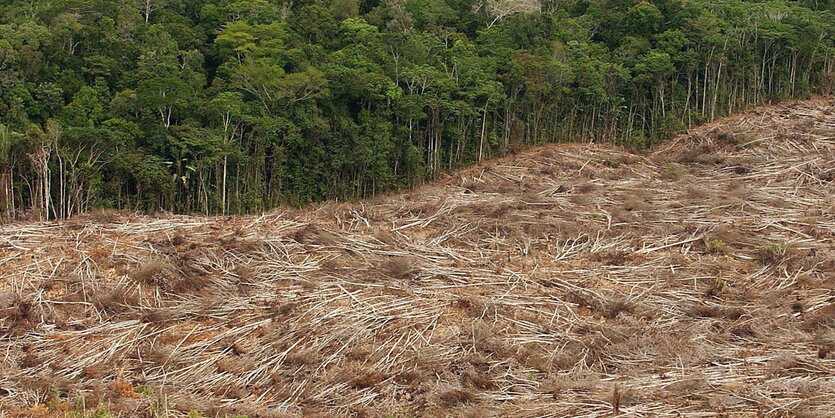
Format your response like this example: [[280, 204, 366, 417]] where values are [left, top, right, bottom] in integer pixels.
[[1, 98, 834, 416]]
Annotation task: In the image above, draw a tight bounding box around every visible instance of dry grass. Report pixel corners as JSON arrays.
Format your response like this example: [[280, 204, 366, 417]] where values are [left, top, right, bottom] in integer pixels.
[[1, 98, 834, 416]]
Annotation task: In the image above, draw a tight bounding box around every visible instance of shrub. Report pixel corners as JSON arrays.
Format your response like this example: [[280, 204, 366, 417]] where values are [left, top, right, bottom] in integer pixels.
[[704, 239, 727, 255], [758, 242, 789, 265]]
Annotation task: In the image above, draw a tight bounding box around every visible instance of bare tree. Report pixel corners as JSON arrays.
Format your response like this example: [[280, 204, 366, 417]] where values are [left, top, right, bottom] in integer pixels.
[[139, 0, 166, 24], [474, 0, 541, 28]]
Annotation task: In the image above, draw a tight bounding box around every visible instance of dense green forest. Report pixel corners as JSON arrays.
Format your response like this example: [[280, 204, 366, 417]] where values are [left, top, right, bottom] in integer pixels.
[[0, 0, 832, 218]]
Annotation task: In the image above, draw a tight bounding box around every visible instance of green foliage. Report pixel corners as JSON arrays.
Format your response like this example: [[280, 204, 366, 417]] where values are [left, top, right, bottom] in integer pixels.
[[705, 239, 727, 255], [134, 384, 154, 396], [66, 404, 114, 418], [758, 242, 790, 264], [0, 124, 13, 167], [0, 0, 832, 218]]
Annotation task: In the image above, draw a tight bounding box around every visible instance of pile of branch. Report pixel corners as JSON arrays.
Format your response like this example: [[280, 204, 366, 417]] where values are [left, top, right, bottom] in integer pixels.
[[0, 98, 833, 416]]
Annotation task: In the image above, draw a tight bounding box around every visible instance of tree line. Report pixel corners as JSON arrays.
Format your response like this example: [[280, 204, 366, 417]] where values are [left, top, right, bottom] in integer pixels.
[[0, 0, 833, 218]]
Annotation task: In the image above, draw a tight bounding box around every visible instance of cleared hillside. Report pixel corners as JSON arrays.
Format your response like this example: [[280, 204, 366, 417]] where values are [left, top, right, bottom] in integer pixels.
[[1, 99, 834, 416]]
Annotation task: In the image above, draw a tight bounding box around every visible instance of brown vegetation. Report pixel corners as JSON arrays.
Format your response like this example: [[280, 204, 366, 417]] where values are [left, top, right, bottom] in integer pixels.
[[0, 99, 834, 415]]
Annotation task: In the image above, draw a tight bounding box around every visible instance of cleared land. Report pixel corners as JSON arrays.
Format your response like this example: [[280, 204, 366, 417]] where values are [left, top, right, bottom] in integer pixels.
[[1, 99, 834, 417]]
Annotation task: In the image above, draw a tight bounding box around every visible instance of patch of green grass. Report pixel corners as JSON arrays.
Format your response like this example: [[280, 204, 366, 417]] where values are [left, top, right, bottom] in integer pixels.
[[134, 384, 153, 396], [758, 242, 789, 264], [67, 405, 114, 418], [704, 239, 727, 255]]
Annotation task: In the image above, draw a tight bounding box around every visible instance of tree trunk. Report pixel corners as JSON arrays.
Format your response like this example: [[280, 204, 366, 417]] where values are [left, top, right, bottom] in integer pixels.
[[478, 99, 489, 163]]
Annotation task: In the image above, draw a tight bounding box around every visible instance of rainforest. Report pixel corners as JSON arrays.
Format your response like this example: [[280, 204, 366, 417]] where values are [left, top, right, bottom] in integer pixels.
[[0, 0, 832, 217]]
